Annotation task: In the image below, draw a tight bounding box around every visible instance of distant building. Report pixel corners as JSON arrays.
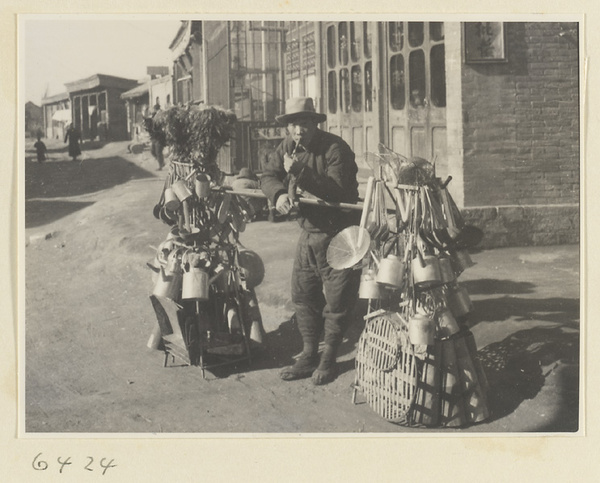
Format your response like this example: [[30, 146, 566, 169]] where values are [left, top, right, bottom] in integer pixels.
[[41, 92, 70, 140], [25, 101, 43, 138], [121, 83, 150, 142], [64, 73, 138, 141], [149, 73, 173, 111], [121, 68, 173, 142], [169, 20, 286, 173], [169, 21, 203, 106]]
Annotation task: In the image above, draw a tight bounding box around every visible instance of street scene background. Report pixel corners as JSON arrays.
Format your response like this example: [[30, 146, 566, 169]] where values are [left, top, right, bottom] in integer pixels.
[[24, 136, 579, 433], [21, 17, 580, 435]]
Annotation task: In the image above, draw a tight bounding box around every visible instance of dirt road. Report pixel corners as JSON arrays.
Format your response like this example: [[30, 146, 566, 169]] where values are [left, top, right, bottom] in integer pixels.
[[23, 139, 580, 433]]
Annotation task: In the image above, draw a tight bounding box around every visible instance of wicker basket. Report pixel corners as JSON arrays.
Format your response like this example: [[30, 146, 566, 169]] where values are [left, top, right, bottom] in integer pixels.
[[355, 313, 418, 424], [170, 160, 196, 182]]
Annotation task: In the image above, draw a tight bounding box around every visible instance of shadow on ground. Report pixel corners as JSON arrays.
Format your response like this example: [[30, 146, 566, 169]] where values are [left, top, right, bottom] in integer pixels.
[[26, 200, 95, 229], [461, 278, 536, 295], [477, 326, 579, 431], [26, 140, 109, 155], [25, 155, 154, 200], [466, 276, 580, 430], [180, 278, 581, 432], [470, 296, 580, 327], [210, 300, 369, 379], [209, 316, 304, 378]]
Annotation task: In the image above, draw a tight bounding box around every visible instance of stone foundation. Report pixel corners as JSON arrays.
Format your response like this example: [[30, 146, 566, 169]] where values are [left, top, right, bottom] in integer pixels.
[[461, 204, 579, 249]]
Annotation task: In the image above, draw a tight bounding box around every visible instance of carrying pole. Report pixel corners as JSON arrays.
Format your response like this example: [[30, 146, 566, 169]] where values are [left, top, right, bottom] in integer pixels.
[[225, 187, 366, 211]]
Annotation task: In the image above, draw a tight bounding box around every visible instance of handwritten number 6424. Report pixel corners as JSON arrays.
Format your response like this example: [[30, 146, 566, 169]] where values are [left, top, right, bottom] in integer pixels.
[[32, 453, 116, 475]]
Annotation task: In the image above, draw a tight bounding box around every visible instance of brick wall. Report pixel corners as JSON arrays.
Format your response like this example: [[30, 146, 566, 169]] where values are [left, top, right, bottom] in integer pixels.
[[459, 22, 579, 247], [462, 22, 579, 208], [462, 205, 579, 248]]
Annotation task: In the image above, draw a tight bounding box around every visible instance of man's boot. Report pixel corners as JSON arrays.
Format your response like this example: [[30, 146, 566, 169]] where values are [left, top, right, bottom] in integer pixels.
[[312, 344, 339, 385], [279, 340, 319, 381]]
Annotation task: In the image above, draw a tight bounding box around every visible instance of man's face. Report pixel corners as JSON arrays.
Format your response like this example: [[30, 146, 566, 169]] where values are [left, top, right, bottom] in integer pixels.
[[287, 117, 318, 148]]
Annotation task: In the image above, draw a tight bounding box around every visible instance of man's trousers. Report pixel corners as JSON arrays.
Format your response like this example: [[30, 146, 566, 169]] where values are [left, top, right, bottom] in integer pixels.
[[291, 230, 361, 348]]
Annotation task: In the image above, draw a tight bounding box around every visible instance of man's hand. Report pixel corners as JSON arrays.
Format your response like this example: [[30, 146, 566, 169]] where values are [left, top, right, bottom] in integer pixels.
[[275, 193, 293, 214], [283, 153, 295, 173]]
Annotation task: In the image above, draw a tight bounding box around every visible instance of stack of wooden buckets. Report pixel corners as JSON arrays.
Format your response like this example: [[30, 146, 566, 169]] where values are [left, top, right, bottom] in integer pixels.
[[351, 169, 490, 427]]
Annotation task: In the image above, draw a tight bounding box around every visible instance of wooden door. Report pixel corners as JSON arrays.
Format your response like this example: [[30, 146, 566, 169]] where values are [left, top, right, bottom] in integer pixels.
[[321, 21, 381, 162], [383, 21, 447, 164]]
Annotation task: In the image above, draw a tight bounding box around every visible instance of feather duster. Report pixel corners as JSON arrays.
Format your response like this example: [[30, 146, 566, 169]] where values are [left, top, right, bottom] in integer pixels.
[[151, 104, 237, 169]]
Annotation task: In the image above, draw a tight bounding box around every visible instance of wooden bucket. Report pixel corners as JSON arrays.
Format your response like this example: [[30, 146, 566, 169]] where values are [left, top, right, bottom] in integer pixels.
[[375, 254, 405, 288], [171, 179, 193, 202], [446, 285, 473, 318], [359, 268, 382, 299], [164, 187, 180, 211], [438, 256, 456, 284], [195, 173, 211, 198], [408, 313, 435, 345], [436, 309, 460, 339], [412, 254, 442, 289], [152, 267, 182, 300], [452, 249, 475, 273], [181, 267, 210, 301]]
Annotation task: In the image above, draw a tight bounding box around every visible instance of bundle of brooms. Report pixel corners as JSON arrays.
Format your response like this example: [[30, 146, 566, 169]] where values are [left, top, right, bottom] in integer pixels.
[[148, 104, 237, 181]]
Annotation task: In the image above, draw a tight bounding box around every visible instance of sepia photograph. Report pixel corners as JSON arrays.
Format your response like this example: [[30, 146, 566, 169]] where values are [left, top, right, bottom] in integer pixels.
[[21, 16, 581, 436]]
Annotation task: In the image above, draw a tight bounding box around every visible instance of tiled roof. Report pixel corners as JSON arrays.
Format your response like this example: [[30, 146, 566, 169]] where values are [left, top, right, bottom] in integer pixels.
[[41, 91, 69, 105], [121, 83, 150, 99], [64, 74, 138, 93]]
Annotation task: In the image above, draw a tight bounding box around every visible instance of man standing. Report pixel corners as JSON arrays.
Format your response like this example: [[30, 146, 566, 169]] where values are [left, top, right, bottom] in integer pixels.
[[64, 123, 81, 161], [34, 134, 47, 163], [261, 97, 361, 385]]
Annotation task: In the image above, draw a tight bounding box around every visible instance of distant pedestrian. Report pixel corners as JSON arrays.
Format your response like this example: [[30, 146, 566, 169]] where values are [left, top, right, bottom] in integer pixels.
[[231, 168, 267, 221], [64, 123, 82, 161], [150, 137, 165, 171], [33, 135, 47, 163], [146, 105, 166, 171], [260, 146, 280, 222]]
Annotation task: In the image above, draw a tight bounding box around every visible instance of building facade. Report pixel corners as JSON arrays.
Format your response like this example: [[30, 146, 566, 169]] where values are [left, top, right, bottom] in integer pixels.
[[64, 74, 138, 142], [165, 20, 579, 247], [457, 22, 579, 246], [290, 21, 580, 247], [41, 92, 71, 140], [121, 69, 173, 142], [169, 21, 203, 106], [25, 101, 44, 138], [149, 73, 173, 111], [170, 20, 286, 173], [121, 83, 150, 142]]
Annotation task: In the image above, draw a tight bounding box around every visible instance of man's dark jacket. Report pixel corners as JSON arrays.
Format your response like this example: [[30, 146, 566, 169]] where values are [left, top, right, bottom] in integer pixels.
[[260, 129, 360, 234]]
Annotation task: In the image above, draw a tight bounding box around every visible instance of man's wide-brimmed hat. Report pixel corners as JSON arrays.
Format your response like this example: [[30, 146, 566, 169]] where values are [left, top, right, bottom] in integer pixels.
[[275, 97, 327, 125]]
